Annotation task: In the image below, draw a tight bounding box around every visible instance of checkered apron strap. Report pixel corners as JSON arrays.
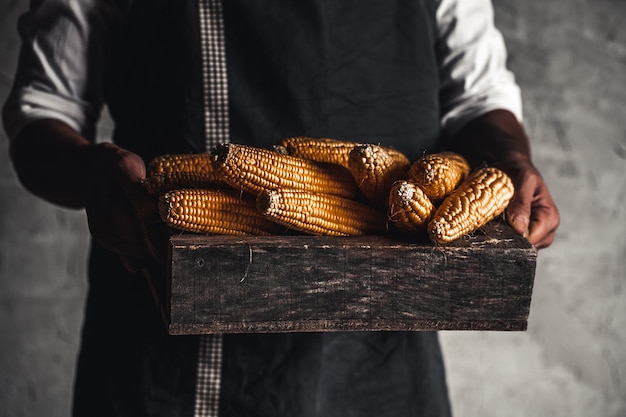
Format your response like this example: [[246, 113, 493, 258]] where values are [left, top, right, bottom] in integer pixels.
[[195, 0, 227, 416], [194, 334, 224, 417], [198, 0, 230, 150]]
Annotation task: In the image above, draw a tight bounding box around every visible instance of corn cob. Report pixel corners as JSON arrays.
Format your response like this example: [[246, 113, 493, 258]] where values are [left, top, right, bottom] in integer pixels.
[[274, 137, 358, 168], [407, 152, 470, 202], [143, 153, 220, 195], [159, 188, 283, 235], [388, 180, 436, 234], [211, 143, 358, 198], [427, 167, 514, 244], [256, 188, 387, 236], [347, 144, 411, 205]]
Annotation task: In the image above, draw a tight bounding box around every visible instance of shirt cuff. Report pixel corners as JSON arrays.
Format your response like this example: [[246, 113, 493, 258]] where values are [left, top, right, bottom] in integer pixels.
[[4, 86, 96, 142], [440, 80, 523, 138]]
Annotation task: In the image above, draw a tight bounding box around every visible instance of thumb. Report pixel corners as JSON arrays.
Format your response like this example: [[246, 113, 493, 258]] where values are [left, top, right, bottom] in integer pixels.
[[505, 182, 533, 239], [107, 145, 158, 221]]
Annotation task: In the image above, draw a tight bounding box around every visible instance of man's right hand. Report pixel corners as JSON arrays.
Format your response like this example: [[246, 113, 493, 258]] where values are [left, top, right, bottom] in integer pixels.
[[7, 119, 159, 273], [86, 142, 159, 273]]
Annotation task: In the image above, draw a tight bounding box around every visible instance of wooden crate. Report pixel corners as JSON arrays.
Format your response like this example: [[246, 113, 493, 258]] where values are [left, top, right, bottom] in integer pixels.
[[166, 221, 536, 335]]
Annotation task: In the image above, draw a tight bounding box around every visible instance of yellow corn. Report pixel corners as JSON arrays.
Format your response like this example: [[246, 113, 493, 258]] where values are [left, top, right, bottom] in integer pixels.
[[274, 137, 358, 168], [347, 144, 410, 205], [256, 188, 387, 236], [159, 188, 282, 235], [427, 167, 514, 244], [143, 153, 220, 195], [407, 152, 470, 202], [211, 143, 358, 198], [388, 180, 436, 234]]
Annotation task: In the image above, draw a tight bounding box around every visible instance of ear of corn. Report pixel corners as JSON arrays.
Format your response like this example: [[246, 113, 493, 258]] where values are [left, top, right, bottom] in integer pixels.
[[407, 152, 470, 202], [388, 180, 436, 234], [159, 188, 283, 235], [256, 188, 387, 236], [427, 167, 514, 244], [147, 153, 214, 176], [348, 144, 410, 205], [211, 143, 358, 198], [274, 137, 359, 168], [144, 153, 220, 195], [148, 148, 513, 242]]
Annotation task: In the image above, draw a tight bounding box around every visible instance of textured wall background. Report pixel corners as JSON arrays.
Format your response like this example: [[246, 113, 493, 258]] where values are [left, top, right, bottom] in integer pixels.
[[1, 1, 624, 416]]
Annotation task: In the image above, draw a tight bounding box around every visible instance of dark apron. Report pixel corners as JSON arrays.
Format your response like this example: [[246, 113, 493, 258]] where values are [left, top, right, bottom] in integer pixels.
[[77, 1, 451, 416]]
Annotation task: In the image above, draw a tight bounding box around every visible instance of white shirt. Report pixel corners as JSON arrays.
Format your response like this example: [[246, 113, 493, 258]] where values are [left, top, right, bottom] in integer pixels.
[[3, 0, 522, 143]]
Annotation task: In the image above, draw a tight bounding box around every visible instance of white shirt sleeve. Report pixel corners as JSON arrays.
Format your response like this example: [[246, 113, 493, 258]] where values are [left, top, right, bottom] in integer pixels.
[[436, 0, 523, 138], [2, 0, 125, 142]]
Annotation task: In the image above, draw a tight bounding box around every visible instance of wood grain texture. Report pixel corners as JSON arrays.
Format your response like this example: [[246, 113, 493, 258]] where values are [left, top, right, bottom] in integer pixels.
[[167, 220, 536, 334]]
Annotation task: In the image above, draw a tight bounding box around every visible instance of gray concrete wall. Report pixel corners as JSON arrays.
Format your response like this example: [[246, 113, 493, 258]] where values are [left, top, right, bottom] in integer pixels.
[[1, 1, 624, 416]]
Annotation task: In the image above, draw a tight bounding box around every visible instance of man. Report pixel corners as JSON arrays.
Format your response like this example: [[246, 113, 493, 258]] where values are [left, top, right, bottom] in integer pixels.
[[3, 0, 559, 416]]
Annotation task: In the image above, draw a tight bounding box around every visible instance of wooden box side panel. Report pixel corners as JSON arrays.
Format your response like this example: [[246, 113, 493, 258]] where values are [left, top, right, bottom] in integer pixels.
[[168, 224, 536, 334]]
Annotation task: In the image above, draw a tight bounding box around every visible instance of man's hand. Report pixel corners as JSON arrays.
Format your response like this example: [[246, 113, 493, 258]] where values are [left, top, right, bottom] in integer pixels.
[[8, 119, 159, 272], [499, 160, 559, 249], [443, 109, 560, 249], [86, 143, 159, 272]]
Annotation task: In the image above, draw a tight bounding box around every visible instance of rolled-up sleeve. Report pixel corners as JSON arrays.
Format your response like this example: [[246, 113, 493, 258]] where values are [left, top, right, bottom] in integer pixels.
[[3, 0, 124, 142], [436, 0, 523, 138]]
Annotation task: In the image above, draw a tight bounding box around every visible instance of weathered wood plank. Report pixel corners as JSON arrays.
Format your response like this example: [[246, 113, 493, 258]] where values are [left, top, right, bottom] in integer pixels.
[[167, 220, 537, 334]]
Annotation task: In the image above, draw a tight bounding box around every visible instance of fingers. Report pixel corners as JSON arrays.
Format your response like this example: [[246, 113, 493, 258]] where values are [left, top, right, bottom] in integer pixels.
[[107, 144, 159, 222], [505, 166, 560, 249], [86, 175, 152, 271], [86, 143, 158, 272], [526, 193, 560, 249], [506, 203, 531, 239], [505, 169, 534, 238], [120, 255, 146, 274]]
